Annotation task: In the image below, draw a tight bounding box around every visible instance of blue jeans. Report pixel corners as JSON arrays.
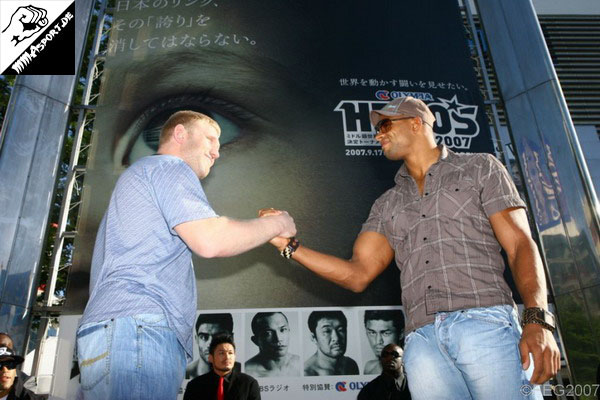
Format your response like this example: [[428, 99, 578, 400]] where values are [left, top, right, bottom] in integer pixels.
[[403, 305, 542, 400], [76, 314, 186, 400]]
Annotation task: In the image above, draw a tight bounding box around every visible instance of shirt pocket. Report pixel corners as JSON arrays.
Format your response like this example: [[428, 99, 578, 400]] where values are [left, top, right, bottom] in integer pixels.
[[383, 207, 411, 263], [439, 180, 480, 219]]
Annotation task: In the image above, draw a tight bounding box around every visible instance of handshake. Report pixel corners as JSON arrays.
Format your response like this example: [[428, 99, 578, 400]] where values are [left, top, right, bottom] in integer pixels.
[[258, 207, 296, 253]]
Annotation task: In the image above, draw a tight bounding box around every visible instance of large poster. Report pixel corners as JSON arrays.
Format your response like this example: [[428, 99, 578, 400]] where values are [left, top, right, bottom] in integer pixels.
[[62, 1, 493, 397], [55, 306, 407, 399], [54, 305, 563, 399], [182, 306, 407, 398], [67, 0, 493, 313]]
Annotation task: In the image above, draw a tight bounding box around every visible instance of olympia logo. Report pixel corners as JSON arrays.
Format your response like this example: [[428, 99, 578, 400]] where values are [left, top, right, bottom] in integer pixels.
[[335, 381, 370, 392]]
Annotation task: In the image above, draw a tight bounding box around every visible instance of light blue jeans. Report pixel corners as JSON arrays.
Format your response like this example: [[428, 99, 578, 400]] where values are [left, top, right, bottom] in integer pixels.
[[403, 305, 542, 400], [76, 313, 186, 400]]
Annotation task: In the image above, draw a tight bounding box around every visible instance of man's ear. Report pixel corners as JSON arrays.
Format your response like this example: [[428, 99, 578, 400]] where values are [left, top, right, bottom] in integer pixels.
[[310, 333, 316, 343], [173, 124, 187, 143], [250, 335, 258, 346], [208, 353, 213, 364], [411, 117, 423, 132]]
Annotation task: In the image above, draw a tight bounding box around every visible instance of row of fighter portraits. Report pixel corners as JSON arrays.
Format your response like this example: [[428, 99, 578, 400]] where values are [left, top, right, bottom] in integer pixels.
[[186, 307, 405, 379]]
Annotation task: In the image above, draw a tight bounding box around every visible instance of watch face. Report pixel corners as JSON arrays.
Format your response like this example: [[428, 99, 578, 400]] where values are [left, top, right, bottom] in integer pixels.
[[543, 311, 555, 327], [524, 308, 556, 330], [536, 309, 555, 329]]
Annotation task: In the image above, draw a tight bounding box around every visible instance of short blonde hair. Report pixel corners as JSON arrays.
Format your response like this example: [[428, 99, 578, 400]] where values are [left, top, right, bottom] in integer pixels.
[[159, 110, 220, 146]]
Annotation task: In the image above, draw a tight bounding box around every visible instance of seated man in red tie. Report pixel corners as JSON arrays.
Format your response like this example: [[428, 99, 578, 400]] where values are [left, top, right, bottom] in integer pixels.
[[184, 334, 260, 400]]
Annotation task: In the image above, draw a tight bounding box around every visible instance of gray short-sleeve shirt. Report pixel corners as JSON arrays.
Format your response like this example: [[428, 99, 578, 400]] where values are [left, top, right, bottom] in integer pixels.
[[361, 146, 525, 333]]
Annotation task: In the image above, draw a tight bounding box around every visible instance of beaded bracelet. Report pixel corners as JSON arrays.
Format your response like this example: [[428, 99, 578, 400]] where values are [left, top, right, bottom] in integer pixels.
[[280, 237, 300, 259]]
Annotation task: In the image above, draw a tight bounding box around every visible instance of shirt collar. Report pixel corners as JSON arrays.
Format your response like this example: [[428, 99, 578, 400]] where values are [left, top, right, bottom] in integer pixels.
[[394, 144, 452, 184], [211, 368, 236, 382], [381, 372, 406, 391]]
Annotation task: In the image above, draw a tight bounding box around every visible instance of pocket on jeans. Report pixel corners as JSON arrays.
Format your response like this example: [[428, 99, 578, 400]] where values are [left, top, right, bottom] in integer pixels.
[[462, 305, 514, 328], [403, 331, 417, 347], [77, 321, 112, 390], [132, 313, 168, 327]]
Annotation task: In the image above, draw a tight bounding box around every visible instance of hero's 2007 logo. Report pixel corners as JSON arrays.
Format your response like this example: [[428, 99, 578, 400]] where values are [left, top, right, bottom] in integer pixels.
[[334, 94, 480, 150], [427, 95, 479, 149]]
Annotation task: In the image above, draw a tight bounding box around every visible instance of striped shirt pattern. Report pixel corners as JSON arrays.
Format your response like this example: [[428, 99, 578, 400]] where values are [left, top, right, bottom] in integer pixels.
[[361, 146, 525, 333], [80, 155, 217, 359]]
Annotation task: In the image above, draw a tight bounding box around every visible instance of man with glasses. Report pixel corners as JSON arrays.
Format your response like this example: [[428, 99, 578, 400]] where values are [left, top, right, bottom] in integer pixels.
[[358, 343, 411, 400], [261, 96, 559, 399], [363, 309, 404, 375], [0, 346, 45, 399]]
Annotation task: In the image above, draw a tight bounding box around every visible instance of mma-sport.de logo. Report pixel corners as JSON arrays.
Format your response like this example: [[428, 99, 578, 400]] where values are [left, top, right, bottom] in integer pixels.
[[0, 1, 74, 75]]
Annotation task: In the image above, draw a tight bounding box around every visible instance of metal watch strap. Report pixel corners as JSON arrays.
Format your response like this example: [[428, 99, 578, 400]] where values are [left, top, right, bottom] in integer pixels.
[[522, 307, 556, 332], [280, 237, 299, 259]]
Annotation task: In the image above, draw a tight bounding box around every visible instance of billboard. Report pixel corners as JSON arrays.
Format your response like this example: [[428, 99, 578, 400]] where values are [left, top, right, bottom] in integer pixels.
[[62, 1, 493, 398], [67, 0, 493, 311]]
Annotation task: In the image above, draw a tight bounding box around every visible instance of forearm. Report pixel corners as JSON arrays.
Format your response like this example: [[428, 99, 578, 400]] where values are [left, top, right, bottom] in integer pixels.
[[510, 237, 548, 309], [291, 245, 370, 292], [206, 216, 287, 257], [178, 215, 290, 258], [512, 238, 560, 384]]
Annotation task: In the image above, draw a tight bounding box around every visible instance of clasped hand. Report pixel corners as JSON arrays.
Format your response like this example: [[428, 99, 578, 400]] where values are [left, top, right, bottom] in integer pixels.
[[258, 208, 294, 250]]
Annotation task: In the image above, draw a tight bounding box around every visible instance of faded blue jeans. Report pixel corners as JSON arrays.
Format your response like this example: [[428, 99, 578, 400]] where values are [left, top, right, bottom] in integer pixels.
[[403, 305, 542, 400], [76, 313, 186, 400]]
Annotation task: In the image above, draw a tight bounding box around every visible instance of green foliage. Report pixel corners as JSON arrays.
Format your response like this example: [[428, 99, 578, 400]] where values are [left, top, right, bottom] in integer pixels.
[[34, 0, 111, 306], [0, 75, 16, 130]]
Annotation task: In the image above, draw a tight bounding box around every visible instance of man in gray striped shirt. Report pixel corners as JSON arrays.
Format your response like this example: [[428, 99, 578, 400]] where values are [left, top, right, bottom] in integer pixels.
[[262, 97, 560, 399], [76, 110, 296, 400]]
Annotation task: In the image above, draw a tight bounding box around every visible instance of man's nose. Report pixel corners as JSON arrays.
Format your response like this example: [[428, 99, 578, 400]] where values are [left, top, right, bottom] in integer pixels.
[[274, 332, 282, 343], [330, 330, 339, 342], [211, 146, 220, 160]]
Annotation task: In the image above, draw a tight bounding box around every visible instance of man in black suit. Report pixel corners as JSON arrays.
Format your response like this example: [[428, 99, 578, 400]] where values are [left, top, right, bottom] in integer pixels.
[[184, 334, 260, 400], [358, 343, 411, 400]]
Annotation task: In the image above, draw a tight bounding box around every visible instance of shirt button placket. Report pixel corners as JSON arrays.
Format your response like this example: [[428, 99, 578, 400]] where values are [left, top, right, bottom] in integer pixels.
[[422, 177, 431, 244], [423, 173, 433, 295]]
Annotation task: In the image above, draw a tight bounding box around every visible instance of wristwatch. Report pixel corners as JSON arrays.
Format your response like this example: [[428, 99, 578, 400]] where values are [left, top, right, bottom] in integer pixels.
[[522, 307, 556, 332], [280, 237, 300, 259]]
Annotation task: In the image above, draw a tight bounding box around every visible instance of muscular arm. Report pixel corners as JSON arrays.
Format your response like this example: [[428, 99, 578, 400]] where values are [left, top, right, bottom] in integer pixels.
[[490, 207, 560, 384], [490, 207, 547, 309], [174, 214, 295, 258], [283, 231, 394, 293]]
